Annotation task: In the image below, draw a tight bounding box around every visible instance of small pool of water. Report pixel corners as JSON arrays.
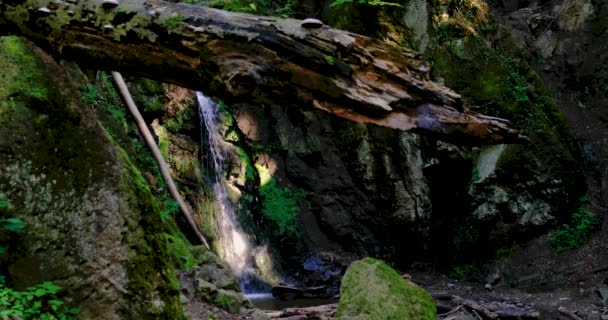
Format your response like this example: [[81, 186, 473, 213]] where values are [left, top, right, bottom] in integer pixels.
[[245, 293, 337, 310]]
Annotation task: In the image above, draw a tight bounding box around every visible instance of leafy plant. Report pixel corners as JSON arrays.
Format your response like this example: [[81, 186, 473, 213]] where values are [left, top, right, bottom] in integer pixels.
[[259, 178, 304, 238], [0, 200, 77, 318], [504, 57, 529, 103], [0, 199, 23, 254], [0, 281, 79, 319], [449, 264, 476, 281], [163, 15, 185, 29], [549, 195, 596, 253]]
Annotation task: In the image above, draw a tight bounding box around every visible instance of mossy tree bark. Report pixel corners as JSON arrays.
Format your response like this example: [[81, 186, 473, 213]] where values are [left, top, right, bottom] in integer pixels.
[[0, 0, 525, 144]]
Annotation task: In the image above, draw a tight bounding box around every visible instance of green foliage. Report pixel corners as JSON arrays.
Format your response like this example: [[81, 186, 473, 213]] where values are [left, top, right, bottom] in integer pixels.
[[259, 178, 304, 238], [81, 72, 129, 133], [0, 218, 25, 233], [0, 199, 23, 255], [206, 0, 298, 16], [0, 205, 76, 318], [163, 15, 185, 29], [0, 282, 78, 319], [471, 167, 480, 182], [449, 264, 476, 280], [602, 83, 608, 94], [549, 195, 596, 253], [324, 55, 336, 65], [504, 57, 529, 103], [329, 0, 402, 7]]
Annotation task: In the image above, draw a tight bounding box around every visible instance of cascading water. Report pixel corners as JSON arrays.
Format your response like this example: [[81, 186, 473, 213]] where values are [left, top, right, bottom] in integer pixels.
[[196, 92, 264, 294]]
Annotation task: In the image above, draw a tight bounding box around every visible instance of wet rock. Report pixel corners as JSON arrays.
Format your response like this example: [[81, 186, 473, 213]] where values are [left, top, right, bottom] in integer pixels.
[[214, 289, 247, 314], [192, 250, 240, 291], [335, 258, 436, 319], [195, 278, 218, 301]]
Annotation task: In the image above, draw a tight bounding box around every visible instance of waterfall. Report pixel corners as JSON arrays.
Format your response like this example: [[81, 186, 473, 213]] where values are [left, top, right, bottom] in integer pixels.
[[196, 91, 260, 294]]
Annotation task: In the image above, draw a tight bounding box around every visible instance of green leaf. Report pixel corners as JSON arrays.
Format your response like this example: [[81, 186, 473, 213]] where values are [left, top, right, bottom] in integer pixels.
[[0, 218, 24, 232], [33, 289, 47, 297], [40, 281, 62, 293]]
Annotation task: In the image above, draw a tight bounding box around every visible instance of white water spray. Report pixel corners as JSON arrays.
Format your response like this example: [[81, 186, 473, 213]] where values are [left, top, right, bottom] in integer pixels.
[[197, 91, 258, 293]]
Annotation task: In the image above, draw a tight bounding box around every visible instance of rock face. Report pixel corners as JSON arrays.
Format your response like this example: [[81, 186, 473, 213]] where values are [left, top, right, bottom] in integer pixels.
[[0, 36, 183, 319], [334, 258, 436, 320], [225, 0, 583, 271]]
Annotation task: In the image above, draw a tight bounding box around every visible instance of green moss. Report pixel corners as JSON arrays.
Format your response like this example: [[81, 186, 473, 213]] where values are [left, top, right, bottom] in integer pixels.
[[236, 146, 256, 182], [113, 141, 185, 319], [335, 258, 436, 320], [163, 220, 198, 270], [0, 37, 48, 102], [155, 126, 170, 158]]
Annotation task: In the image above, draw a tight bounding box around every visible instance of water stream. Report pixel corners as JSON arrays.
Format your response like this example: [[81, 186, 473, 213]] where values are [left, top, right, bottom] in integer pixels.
[[197, 92, 258, 293]]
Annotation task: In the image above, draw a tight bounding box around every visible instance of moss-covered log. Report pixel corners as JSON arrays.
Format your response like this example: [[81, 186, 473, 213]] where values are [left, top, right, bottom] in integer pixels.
[[0, 0, 525, 144]]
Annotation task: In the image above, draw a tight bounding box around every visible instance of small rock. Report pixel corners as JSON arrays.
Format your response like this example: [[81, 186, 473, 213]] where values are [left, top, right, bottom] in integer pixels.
[[447, 283, 456, 288], [249, 309, 271, 320], [484, 283, 492, 290], [301, 18, 323, 29], [195, 278, 218, 302], [179, 293, 189, 304], [102, 24, 114, 31], [601, 315, 608, 320], [214, 289, 247, 314]]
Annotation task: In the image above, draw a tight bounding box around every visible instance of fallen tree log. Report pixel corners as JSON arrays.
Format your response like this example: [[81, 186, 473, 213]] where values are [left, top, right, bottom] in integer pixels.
[[0, 0, 526, 144], [266, 303, 338, 319]]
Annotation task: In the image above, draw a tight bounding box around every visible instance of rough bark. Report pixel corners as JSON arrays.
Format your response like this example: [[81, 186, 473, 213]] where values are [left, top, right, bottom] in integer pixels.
[[0, 0, 526, 144]]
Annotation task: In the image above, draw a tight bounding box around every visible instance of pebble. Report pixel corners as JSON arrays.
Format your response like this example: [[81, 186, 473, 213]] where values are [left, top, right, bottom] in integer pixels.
[[484, 283, 492, 290]]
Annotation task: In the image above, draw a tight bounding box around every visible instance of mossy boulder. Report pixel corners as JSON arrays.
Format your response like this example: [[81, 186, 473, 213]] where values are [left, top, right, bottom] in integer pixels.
[[335, 258, 436, 320], [0, 36, 184, 319], [214, 289, 248, 314]]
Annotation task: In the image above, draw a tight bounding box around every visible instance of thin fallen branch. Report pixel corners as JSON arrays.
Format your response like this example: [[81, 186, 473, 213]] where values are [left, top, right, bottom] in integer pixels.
[[112, 71, 210, 249], [558, 306, 583, 320]]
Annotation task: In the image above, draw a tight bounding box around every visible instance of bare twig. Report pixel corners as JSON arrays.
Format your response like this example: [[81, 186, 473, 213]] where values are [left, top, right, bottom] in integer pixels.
[[558, 306, 583, 320]]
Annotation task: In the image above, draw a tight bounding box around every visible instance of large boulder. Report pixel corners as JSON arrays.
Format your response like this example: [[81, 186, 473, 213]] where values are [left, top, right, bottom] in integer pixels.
[[335, 258, 436, 320], [0, 36, 183, 319]]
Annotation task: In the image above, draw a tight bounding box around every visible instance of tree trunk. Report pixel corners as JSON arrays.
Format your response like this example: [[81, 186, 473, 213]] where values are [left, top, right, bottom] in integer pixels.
[[0, 0, 526, 144]]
